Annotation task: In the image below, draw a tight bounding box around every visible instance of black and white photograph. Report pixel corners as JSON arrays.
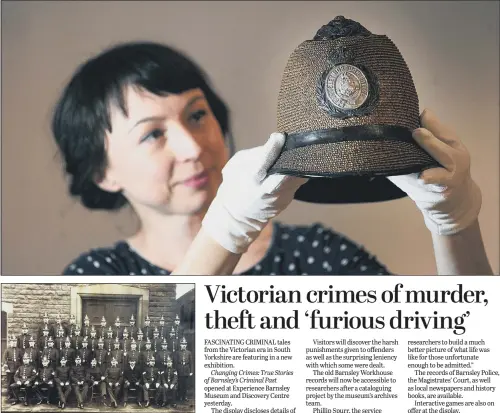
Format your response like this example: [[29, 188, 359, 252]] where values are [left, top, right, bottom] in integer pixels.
[[1, 283, 195, 412]]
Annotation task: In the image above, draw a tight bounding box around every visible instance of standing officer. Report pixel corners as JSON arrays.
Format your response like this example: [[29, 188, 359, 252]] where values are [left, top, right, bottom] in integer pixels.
[[23, 336, 39, 369], [40, 336, 58, 370], [82, 315, 92, 338], [78, 337, 92, 367], [143, 315, 154, 340], [2, 335, 22, 402], [128, 314, 138, 340], [175, 337, 193, 403], [159, 355, 178, 408], [17, 323, 30, 351], [38, 325, 51, 352]]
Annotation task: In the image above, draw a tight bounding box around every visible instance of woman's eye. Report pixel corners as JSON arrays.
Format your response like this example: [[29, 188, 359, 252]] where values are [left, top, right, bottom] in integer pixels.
[[140, 128, 165, 143], [189, 109, 207, 123]]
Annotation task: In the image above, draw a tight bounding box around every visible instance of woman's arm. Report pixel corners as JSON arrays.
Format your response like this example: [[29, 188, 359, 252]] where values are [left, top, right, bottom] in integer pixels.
[[431, 219, 493, 275], [388, 109, 494, 275], [171, 133, 307, 275]]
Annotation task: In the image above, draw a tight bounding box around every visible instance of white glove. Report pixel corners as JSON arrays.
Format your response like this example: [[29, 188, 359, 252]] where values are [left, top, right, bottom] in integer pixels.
[[203, 133, 308, 253], [388, 109, 481, 235], [156, 382, 160, 388]]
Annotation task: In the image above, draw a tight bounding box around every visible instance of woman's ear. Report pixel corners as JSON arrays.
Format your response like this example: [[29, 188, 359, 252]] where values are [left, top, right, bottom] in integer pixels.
[[94, 170, 122, 193]]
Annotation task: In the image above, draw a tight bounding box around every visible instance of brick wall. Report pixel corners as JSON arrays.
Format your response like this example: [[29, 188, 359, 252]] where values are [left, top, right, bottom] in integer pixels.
[[1, 283, 176, 337]]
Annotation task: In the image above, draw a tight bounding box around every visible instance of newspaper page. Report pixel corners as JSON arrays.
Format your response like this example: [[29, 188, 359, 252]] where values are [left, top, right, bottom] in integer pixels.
[[198, 277, 500, 413]]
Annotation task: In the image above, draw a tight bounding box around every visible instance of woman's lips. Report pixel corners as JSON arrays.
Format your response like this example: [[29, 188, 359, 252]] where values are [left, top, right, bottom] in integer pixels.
[[182, 171, 209, 189]]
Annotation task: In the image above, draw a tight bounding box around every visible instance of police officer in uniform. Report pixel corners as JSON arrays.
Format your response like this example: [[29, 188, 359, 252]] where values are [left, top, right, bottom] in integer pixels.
[[54, 356, 72, 408], [89, 326, 99, 352], [121, 328, 132, 352], [17, 323, 30, 351], [136, 328, 146, 352], [59, 336, 75, 366], [175, 337, 193, 402], [38, 313, 55, 341], [152, 327, 162, 353], [95, 337, 109, 378], [125, 338, 141, 368], [71, 355, 88, 409], [33, 355, 55, 405], [122, 358, 142, 407], [55, 326, 66, 352], [82, 314, 92, 338], [99, 316, 108, 339], [142, 356, 160, 407], [86, 357, 107, 406], [104, 326, 115, 352], [11, 352, 37, 406], [158, 315, 168, 340], [23, 336, 39, 369], [72, 324, 84, 351], [128, 314, 138, 340], [111, 337, 125, 369], [39, 325, 51, 352], [141, 338, 155, 371], [41, 336, 59, 370], [114, 316, 124, 340], [159, 355, 178, 408], [2, 335, 22, 402], [168, 326, 179, 353], [105, 356, 123, 408], [68, 314, 78, 337], [78, 336, 92, 366], [143, 315, 154, 340], [156, 338, 172, 372]]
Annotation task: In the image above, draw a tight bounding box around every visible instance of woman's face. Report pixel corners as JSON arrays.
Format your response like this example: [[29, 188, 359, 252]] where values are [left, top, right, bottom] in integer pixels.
[[99, 86, 228, 216]]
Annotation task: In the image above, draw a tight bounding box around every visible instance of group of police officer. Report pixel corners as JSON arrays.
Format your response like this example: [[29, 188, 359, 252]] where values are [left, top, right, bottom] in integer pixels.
[[2, 312, 193, 409]]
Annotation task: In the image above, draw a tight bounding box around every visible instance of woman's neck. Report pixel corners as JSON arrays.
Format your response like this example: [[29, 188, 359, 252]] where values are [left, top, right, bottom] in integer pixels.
[[128, 211, 205, 271], [127, 208, 274, 274]]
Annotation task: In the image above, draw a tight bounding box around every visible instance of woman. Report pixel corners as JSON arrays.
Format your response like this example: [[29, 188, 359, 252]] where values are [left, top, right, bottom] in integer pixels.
[[52, 41, 493, 276]]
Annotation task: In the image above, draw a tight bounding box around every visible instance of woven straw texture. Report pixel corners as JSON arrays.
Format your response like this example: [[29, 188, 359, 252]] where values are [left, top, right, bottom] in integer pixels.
[[276, 35, 420, 134]]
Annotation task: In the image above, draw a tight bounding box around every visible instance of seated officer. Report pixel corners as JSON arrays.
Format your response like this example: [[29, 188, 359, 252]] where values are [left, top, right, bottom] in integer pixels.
[[33, 355, 55, 405], [142, 355, 160, 407], [71, 355, 88, 409], [159, 355, 178, 408], [105, 356, 123, 408], [10, 352, 37, 406], [86, 357, 107, 406], [54, 356, 72, 408], [123, 359, 142, 407]]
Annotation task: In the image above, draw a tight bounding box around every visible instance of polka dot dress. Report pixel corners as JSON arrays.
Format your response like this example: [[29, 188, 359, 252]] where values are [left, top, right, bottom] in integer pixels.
[[63, 222, 391, 276]]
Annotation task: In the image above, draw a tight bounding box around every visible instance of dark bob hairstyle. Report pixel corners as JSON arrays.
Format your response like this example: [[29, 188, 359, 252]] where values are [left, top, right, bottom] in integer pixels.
[[52, 41, 233, 210]]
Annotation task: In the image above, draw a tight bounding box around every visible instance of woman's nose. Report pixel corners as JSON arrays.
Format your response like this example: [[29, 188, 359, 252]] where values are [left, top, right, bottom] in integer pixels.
[[168, 124, 203, 161]]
